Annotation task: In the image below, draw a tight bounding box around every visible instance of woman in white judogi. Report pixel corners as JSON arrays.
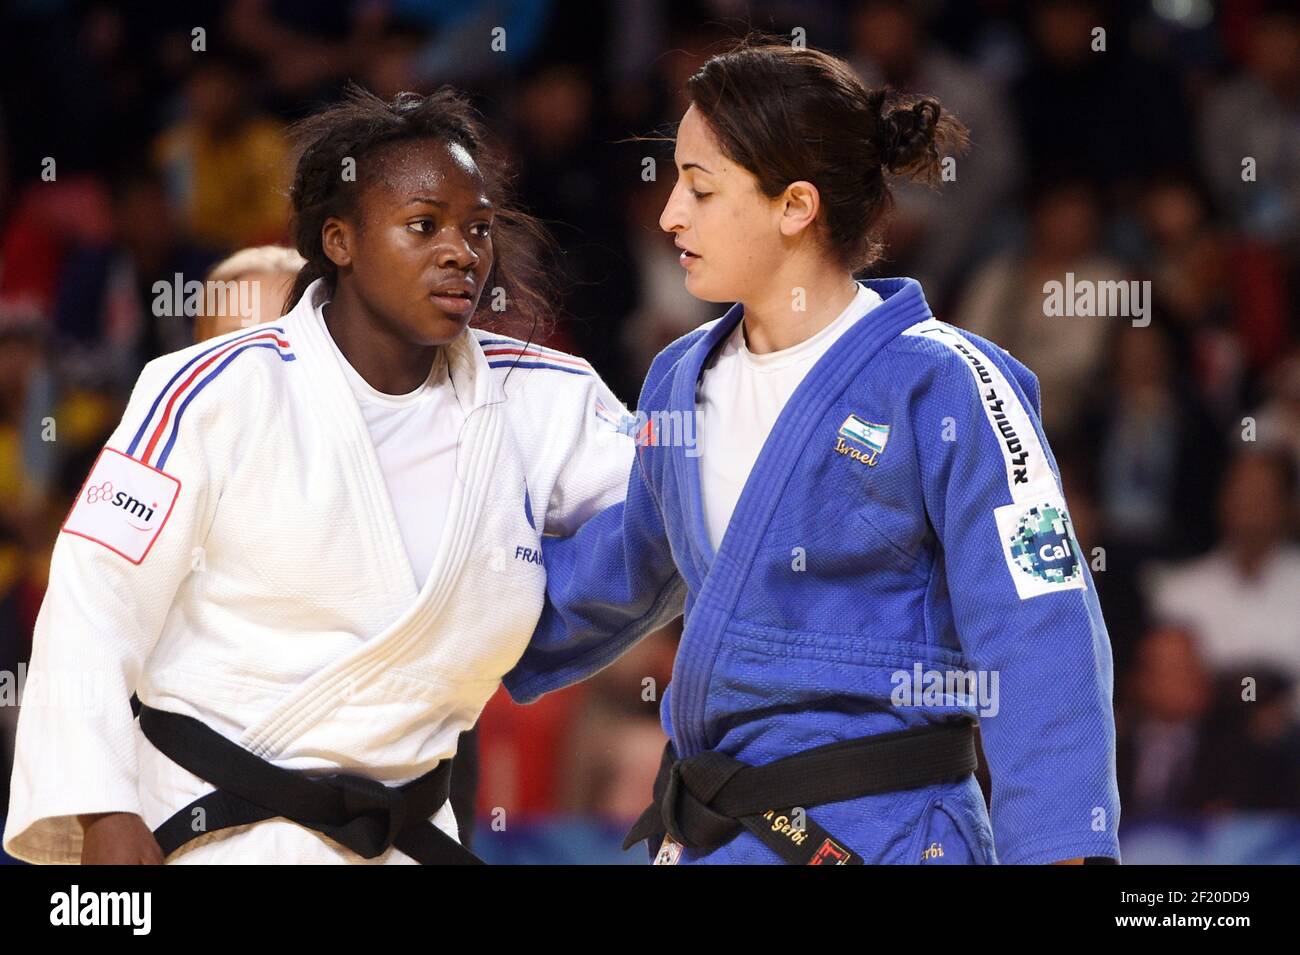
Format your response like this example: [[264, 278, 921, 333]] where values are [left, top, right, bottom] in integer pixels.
[[3, 86, 635, 864]]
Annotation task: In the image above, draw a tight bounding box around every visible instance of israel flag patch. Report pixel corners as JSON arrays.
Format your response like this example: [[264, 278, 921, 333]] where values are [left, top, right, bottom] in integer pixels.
[[839, 415, 890, 456]]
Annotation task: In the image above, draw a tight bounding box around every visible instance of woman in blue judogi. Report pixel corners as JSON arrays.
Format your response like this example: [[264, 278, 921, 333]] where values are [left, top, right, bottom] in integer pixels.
[[505, 40, 1121, 865]]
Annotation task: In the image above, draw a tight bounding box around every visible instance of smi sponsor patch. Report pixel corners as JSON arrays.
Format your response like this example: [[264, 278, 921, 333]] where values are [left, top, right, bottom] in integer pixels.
[[62, 448, 180, 564]]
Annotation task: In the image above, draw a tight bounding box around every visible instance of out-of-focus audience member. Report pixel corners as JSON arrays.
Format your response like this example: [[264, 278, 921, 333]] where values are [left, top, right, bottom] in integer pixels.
[[512, 61, 639, 398], [1147, 448, 1300, 714], [1078, 322, 1225, 559], [195, 245, 305, 342], [406, 1, 553, 90], [556, 624, 677, 822], [2, 0, 1300, 851], [1117, 625, 1219, 817], [953, 177, 1127, 435], [1074, 321, 1225, 671], [54, 169, 220, 389], [1136, 176, 1289, 421], [1198, 3, 1300, 248], [224, 0, 387, 105], [621, 174, 716, 379], [0, 177, 112, 318], [1012, 0, 1193, 190], [0, 316, 63, 823], [1117, 625, 1300, 817], [151, 53, 290, 251], [0, 313, 50, 522], [849, 0, 1023, 303], [1254, 352, 1300, 503]]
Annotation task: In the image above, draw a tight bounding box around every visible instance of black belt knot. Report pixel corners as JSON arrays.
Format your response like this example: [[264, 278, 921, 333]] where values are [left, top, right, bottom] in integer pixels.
[[322, 772, 409, 858], [138, 704, 481, 864], [625, 718, 979, 865], [658, 750, 746, 848]]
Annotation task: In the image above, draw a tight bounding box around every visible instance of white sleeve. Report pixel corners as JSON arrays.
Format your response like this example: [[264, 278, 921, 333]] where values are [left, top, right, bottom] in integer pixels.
[[539, 370, 637, 538], [4, 355, 222, 864]]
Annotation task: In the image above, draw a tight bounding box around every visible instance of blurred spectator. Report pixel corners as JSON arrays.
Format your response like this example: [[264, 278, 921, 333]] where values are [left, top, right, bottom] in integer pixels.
[[354, 17, 430, 102], [953, 177, 1126, 435], [849, 0, 1023, 303], [512, 62, 640, 399], [1201, 666, 1300, 812], [1198, 3, 1300, 248], [0, 317, 53, 533], [1074, 321, 1224, 669], [1129, 176, 1292, 422], [1056, 442, 1155, 675], [621, 174, 716, 379], [151, 53, 290, 251], [1147, 448, 1300, 713], [1078, 322, 1225, 558], [2, 0, 1299, 857], [0, 177, 112, 317], [54, 169, 221, 389], [225, 0, 386, 107], [406, 1, 554, 91], [1012, 0, 1193, 191], [1254, 351, 1300, 501], [1117, 625, 1300, 817], [1116, 625, 1218, 817], [556, 625, 676, 821]]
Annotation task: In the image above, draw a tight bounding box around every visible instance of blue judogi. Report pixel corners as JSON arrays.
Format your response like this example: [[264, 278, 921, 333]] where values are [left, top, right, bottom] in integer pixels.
[[504, 278, 1121, 864]]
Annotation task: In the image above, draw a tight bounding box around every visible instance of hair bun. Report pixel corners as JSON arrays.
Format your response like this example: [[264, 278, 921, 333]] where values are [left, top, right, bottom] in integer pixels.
[[879, 98, 941, 174]]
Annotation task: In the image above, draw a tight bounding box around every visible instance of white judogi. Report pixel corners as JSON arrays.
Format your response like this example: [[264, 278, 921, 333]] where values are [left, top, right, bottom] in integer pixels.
[[322, 306, 465, 588], [4, 278, 634, 864]]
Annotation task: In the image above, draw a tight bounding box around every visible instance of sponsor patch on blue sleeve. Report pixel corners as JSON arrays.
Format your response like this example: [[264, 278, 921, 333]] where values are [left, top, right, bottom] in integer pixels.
[[993, 496, 1087, 599]]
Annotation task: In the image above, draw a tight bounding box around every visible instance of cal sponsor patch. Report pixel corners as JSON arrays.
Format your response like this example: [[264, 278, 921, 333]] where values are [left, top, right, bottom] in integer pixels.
[[62, 448, 180, 564], [653, 836, 683, 865], [993, 497, 1086, 599]]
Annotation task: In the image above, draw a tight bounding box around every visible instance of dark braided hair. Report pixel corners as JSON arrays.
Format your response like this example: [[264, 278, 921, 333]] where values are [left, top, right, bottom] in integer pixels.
[[284, 83, 554, 338]]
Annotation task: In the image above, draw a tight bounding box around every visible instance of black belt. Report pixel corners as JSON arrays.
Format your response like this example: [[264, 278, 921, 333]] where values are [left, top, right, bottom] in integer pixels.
[[624, 718, 979, 865], [138, 704, 482, 864]]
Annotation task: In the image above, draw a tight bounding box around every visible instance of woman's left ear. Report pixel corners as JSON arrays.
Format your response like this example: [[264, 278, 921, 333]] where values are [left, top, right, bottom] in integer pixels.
[[778, 180, 821, 238]]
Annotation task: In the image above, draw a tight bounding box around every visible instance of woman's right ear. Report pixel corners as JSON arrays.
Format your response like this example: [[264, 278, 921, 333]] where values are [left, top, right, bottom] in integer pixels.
[[321, 216, 352, 269]]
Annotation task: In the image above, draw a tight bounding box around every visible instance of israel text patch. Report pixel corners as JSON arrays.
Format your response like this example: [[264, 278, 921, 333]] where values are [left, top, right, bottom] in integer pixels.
[[834, 414, 890, 466]]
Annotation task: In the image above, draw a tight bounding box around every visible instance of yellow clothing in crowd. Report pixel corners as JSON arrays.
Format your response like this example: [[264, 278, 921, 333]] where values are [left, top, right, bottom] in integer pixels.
[[153, 118, 290, 250]]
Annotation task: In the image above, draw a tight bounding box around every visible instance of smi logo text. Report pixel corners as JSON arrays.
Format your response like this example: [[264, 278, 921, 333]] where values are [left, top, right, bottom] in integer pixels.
[[85, 481, 159, 529]]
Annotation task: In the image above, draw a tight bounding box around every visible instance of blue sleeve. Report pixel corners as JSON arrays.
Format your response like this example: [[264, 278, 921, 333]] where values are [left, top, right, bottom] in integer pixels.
[[910, 335, 1121, 864], [1001, 346, 1043, 419], [501, 447, 685, 704], [502, 337, 703, 704]]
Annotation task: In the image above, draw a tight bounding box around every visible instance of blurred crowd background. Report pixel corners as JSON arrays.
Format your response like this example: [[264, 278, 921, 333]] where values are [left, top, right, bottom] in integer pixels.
[[1, 0, 1298, 864]]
